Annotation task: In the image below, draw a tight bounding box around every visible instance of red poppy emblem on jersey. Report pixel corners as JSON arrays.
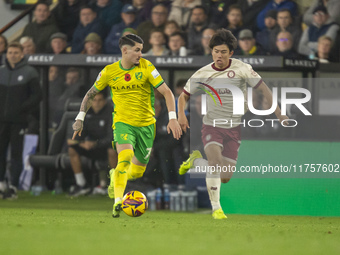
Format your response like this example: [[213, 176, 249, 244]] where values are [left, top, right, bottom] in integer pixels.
[[125, 73, 131, 81], [227, 70, 235, 78]]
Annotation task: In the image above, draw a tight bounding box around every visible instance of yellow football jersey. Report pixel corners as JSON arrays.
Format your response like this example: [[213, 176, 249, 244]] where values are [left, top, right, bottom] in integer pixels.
[[94, 58, 164, 127]]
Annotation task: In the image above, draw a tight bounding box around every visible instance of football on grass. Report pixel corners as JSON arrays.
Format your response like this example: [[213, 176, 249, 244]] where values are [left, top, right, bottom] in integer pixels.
[[122, 191, 148, 217]]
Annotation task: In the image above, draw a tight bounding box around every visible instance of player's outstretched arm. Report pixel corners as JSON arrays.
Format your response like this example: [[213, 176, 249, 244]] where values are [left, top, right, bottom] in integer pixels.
[[72, 86, 100, 139], [256, 81, 289, 126], [156, 83, 183, 140], [178, 92, 190, 133]]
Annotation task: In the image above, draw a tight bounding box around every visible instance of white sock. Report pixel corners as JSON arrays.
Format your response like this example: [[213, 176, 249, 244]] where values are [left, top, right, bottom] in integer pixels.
[[0, 181, 6, 192], [75, 173, 86, 187], [206, 170, 221, 212], [194, 158, 222, 212]]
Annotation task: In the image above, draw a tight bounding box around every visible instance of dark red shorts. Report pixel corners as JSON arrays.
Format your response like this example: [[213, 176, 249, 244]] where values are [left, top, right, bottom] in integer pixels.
[[201, 124, 241, 163]]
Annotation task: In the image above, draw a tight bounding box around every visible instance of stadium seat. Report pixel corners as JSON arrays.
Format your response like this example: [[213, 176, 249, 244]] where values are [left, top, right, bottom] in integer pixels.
[[29, 100, 105, 189]]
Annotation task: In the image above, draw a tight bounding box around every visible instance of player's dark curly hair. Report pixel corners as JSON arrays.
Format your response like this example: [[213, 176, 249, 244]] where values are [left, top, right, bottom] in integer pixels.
[[119, 34, 144, 48], [209, 28, 238, 52]]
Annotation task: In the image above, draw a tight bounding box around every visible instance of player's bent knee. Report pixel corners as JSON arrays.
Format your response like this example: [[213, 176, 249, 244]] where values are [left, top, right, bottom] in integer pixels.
[[68, 147, 77, 156], [221, 178, 231, 184]]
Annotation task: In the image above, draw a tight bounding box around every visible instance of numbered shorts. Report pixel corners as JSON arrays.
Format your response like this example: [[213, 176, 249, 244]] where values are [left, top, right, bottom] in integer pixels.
[[201, 124, 241, 164], [113, 122, 155, 164]]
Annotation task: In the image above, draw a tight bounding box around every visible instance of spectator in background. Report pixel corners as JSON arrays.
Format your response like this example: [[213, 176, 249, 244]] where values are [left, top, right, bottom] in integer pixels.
[[269, 9, 301, 53], [303, 0, 340, 27], [20, 37, 36, 55], [52, 67, 83, 127], [52, 0, 87, 43], [168, 0, 202, 31], [168, 32, 187, 56], [273, 31, 301, 58], [81, 33, 102, 55], [224, 4, 244, 38], [132, 0, 152, 23], [187, 6, 210, 51], [0, 42, 41, 199], [48, 66, 65, 128], [71, 6, 104, 53], [256, 0, 298, 31], [67, 90, 115, 196], [136, 4, 169, 52], [237, 0, 270, 31], [20, 2, 59, 53], [48, 66, 65, 103], [191, 27, 215, 55], [81, 33, 103, 88], [209, 0, 237, 28], [50, 32, 68, 54], [316, 35, 336, 63], [90, 0, 123, 35], [144, 29, 169, 56], [152, 98, 185, 189], [234, 29, 267, 55], [164, 20, 181, 39], [256, 9, 277, 53], [0, 35, 8, 64], [298, 5, 339, 58], [104, 4, 139, 54]]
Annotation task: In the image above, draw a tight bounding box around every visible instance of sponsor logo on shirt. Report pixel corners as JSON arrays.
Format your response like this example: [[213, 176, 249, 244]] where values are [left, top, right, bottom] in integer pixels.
[[151, 69, 160, 79]]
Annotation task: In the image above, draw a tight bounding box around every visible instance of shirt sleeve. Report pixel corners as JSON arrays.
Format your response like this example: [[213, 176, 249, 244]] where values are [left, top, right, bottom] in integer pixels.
[[146, 61, 164, 88], [243, 63, 262, 89], [183, 70, 203, 95], [94, 67, 108, 91]]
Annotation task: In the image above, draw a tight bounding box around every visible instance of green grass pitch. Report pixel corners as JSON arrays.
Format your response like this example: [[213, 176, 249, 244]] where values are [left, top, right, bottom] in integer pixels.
[[1, 192, 339, 255]]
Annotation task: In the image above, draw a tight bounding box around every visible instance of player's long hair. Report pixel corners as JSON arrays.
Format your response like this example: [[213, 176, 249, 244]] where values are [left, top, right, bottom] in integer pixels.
[[119, 34, 144, 49], [209, 28, 238, 52]]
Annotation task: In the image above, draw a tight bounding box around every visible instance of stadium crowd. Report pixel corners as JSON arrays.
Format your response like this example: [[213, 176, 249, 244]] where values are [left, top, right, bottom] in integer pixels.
[[1, 0, 339, 197]]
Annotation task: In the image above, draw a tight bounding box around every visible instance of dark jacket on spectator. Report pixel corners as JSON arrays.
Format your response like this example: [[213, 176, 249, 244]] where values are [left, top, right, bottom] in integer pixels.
[[298, 19, 339, 56], [21, 15, 59, 53], [187, 21, 210, 51], [237, 0, 270, 31], [269, 23, 302, 53], [256, 0, 297, 30], [74, 103, 113, 150], [0, 57, 41, 123], [256, 28, 272, 53], [209, 0, 237, 28], [273, 48, 302, 59], [52, 0, 87, 43], [90, 0, 123, 35], [71, 18, 105, 53], [104, 20, 139, 54]]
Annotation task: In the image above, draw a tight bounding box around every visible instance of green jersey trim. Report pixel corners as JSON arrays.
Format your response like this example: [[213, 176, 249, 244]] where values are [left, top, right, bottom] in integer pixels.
[[154, 80, 164, 89], [119, 60, 136, 71], [93, 84, 101, 91]]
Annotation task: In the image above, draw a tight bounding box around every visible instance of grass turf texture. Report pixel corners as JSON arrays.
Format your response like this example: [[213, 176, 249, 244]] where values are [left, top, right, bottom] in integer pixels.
[[1, 192, 339, 255]]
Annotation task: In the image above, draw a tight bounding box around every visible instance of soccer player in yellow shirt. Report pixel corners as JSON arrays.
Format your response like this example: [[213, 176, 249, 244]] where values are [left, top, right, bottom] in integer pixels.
[[72, 34, 182, 217]]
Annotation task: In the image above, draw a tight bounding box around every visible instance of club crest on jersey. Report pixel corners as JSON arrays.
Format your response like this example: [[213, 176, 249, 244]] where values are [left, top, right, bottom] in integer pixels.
[[125, 73, 131, 81], [227, 70, 235, 78], [135, 72, 143, 80]]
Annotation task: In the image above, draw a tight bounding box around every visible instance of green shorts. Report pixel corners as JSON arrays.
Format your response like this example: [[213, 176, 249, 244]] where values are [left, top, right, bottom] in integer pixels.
[[113, 122, 155, 164]]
